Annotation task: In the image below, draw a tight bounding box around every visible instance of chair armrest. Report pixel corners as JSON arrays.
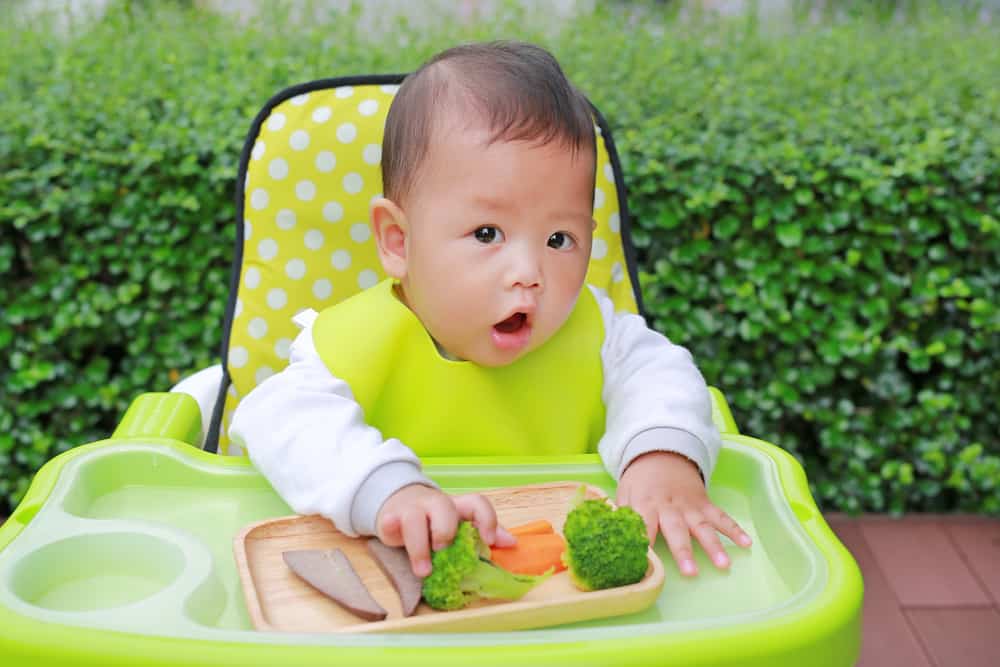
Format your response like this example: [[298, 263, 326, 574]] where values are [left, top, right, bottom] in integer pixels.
[[111, 392, 202, 445], [708, 387, 740, 435], [170, 364, 224, 447]]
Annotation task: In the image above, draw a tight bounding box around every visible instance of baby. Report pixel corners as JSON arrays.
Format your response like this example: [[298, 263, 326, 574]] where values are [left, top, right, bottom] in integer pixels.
[[231, 41, 750, 579]]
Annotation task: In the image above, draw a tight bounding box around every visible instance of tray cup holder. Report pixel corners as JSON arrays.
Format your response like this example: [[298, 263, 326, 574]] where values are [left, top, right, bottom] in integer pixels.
[[9, 532, 186, 613]]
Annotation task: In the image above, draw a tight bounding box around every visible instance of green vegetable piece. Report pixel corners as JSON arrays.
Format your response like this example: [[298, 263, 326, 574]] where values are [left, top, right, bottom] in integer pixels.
[[421, 521, 551, 611], [562, 487, 649, 591]]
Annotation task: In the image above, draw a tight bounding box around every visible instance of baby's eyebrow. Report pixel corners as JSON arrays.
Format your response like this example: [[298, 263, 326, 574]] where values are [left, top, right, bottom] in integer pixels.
[[470, 195, 591, 226], [471, 194, 514, 213], [549, 211, 595, 225]]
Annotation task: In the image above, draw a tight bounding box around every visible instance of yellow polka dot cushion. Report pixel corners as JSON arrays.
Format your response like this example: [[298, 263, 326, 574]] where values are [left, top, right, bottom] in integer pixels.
[[210, 75, 645, 454]]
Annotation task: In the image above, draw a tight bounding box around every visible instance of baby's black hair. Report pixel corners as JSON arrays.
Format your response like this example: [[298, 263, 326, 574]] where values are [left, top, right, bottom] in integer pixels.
[[382, 40, 596, 204]]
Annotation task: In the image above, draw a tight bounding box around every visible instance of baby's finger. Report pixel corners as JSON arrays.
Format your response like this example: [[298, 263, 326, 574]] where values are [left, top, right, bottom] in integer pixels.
[[659, 512, 698, 577], [706, 505, 753, 547], [615, 485, 631, 509], [686, 510, 730, 570], [454, 494, 499, 545], [631, 502, 660, 545], [377, 512, 404, 547], [493, 525, 517, 548], [427, 496, 459, 552], [401, 512, 432, 577]]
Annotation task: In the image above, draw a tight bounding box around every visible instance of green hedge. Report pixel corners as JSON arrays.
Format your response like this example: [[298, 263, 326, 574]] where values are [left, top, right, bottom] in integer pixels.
[[1, 2, 997, 515]]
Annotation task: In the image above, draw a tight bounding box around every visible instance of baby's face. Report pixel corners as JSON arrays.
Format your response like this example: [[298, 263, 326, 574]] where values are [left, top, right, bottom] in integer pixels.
[[396, 124, 595, 366]]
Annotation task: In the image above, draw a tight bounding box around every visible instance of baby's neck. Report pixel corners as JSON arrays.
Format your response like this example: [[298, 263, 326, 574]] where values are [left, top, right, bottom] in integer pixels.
[[432, 339, 461, 361]]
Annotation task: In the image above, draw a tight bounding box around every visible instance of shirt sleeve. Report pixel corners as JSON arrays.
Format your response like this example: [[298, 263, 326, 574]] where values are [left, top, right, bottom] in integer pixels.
[[590, 286, 722, 485], [228, 312, 437, 537]]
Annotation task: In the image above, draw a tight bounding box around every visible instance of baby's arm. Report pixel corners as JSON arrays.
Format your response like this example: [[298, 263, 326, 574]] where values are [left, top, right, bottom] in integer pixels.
[[591, 287, 751, 575], [229, 321, 432, 537], [229, 318, 511, 575]]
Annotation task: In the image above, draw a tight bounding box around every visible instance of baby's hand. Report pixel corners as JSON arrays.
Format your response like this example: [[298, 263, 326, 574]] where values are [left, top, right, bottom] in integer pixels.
[[617, 451, 752, 576], [376, 484, 516, 577]]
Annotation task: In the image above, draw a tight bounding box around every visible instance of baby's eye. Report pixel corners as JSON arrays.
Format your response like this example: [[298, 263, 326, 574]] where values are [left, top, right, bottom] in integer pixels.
[[474, 226, 504, 244], [547, 232, 575, 250]]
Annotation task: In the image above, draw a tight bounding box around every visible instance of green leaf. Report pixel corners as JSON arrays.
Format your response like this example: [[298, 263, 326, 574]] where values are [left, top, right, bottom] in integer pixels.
[[775, 222, 803, 247]]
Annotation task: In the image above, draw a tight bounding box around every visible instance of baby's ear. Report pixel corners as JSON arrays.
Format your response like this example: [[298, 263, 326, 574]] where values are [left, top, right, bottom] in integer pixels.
[[370, 197, 408, 279]]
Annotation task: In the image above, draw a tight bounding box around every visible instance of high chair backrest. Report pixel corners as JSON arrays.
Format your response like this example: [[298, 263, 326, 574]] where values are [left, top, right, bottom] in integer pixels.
[[208, 75, 645, 454]]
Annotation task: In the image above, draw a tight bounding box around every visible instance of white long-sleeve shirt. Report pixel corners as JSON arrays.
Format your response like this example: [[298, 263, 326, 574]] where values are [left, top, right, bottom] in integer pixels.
[[230, 285, 720, 537]]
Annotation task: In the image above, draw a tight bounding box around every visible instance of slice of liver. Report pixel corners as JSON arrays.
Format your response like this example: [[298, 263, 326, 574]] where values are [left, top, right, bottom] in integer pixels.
[[282, 549, 387, 621], [367, 539, 424, 616]]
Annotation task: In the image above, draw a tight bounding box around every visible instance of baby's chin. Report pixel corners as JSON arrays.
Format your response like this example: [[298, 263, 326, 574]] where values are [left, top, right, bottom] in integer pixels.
[[463, 336, 551, 368], [467, 350, 526, 368]]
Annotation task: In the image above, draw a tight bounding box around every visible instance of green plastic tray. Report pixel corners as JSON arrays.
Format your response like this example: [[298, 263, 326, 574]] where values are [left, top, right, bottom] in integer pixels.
[[0, 394, 861, 666]]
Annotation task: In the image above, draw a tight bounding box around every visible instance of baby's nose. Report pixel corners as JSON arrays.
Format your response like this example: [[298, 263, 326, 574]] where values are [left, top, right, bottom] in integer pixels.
[[507, 253, 543, 289]]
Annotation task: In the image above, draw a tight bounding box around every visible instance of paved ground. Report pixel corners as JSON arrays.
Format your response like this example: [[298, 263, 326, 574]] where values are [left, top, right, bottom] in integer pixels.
[[828, 514, 1000, 667]]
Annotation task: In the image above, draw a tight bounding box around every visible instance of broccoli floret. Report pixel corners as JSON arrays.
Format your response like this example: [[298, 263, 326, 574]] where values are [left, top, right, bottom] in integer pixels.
[[562, 489, 649, 591], [422, 521, 551, 611]]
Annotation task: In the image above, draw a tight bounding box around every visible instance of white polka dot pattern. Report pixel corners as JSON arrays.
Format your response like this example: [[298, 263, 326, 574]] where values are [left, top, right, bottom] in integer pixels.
[[244, 267, 260, 289], [220, 85, 635, 454], [295, 180, 316, 201], [289, 130, 310, 151], [331, 249, 351, 270], [304, 229, 324, 250], [315, 151, 336, 172], [362, 144, 381, 165], [342, 172, 363, 194], [313, 278, 332, 300], [322, 201, 344, 222], [312, 107, 332, 123], [266, 113, 286, 131], [276, 209, 296, 229], [349, 223, 370, 243], [267, 288, 288, 310], [336, 123, 357, 143], [592, 238, 608, 260], [257, 239, 278, 261], [285, 258, 306, 280]]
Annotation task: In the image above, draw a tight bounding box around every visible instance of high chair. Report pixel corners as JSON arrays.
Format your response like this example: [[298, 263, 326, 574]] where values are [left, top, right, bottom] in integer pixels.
[[0, 76, 862, 666]]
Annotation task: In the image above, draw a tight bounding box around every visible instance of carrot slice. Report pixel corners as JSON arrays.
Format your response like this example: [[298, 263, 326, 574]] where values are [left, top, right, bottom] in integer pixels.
[[509, 519, 555, 537], [491, 532, 567, 576]]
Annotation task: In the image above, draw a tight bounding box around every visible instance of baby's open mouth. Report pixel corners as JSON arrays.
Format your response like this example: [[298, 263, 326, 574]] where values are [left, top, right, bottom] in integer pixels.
[[491, 312, 532, 352], [494, 312, 527, 334]]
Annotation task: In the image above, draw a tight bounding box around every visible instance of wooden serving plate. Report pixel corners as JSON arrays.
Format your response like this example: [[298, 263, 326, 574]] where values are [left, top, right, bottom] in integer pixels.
[[233, 482, 664, 633]]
